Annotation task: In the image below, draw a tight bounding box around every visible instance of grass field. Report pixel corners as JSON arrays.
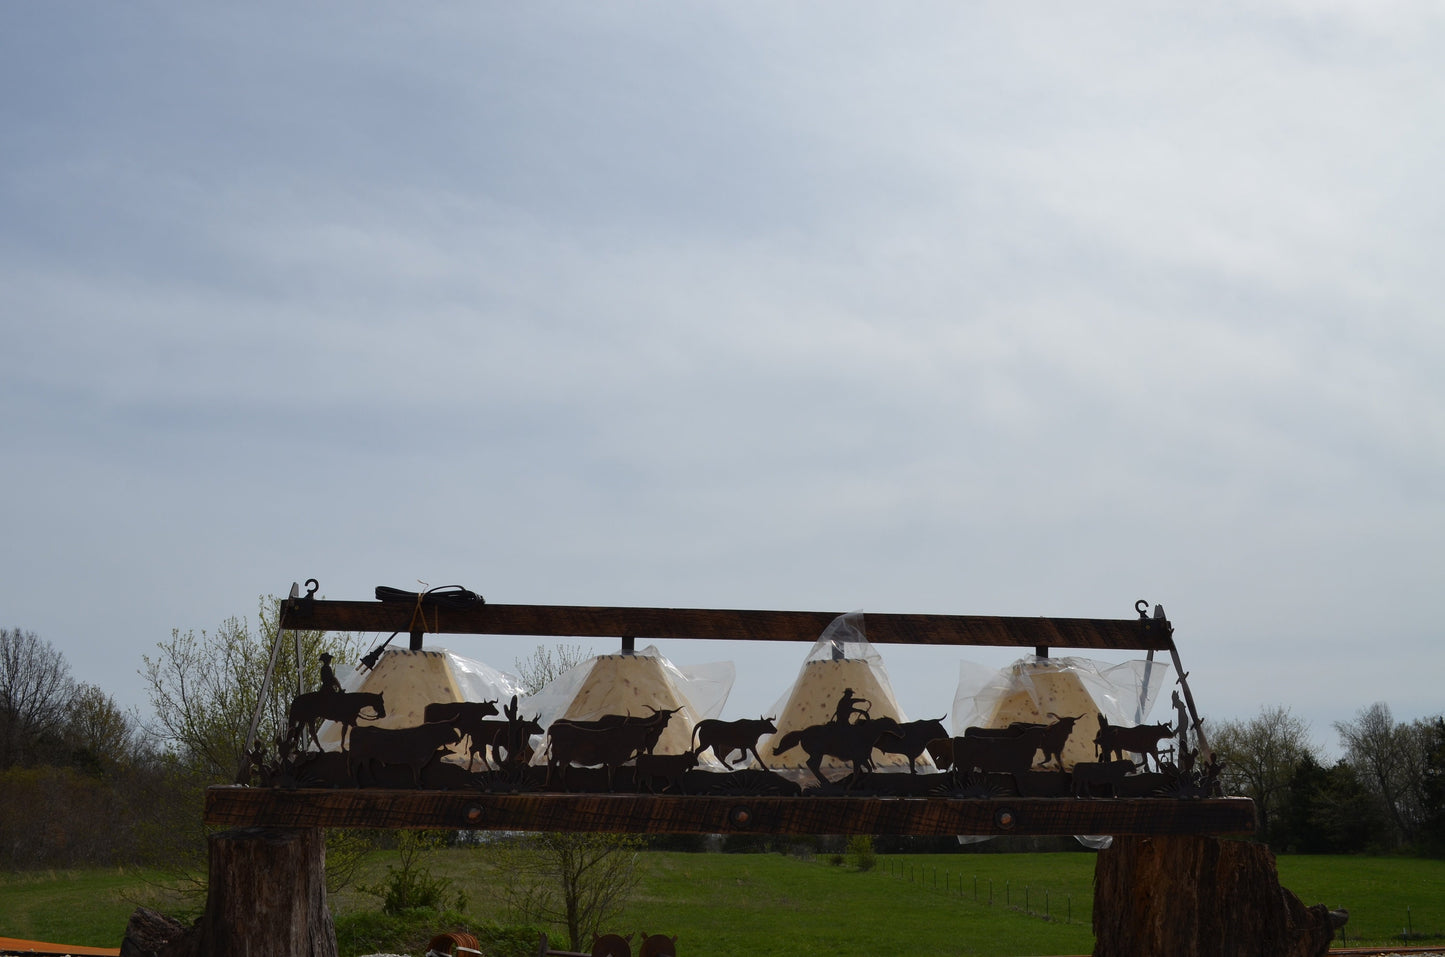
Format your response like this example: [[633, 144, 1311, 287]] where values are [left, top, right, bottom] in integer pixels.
[[4, 849, 1444, 956], [0, 866, 188, 947]]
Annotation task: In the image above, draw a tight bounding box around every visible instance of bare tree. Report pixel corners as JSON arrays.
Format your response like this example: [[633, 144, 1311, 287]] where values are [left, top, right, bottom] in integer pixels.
[[515, 642, 589, 695], [1335, 702, 1422, 847], [498, 642, 643, 951], [492, 831, 643, 950], [0, 628, 75, 768], [1212, 704, 1317, 843]]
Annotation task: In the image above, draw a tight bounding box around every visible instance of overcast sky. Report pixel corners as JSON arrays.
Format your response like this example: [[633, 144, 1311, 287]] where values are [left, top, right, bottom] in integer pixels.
[[3, 3, 1441, 759]]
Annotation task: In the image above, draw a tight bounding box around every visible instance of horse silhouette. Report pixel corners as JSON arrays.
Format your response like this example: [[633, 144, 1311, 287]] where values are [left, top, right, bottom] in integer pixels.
[[773, 716, 902, 786], [287, 690, 385, 751]]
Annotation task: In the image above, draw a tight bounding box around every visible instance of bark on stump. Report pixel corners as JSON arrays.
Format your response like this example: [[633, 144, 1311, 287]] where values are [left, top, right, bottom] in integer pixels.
[[1093, 835, 1332, 957], [161, 826, 337, 957]]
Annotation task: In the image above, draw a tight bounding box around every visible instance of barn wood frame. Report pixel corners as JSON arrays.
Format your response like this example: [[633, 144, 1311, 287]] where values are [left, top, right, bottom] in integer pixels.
[[205, 593, 1256, 838]]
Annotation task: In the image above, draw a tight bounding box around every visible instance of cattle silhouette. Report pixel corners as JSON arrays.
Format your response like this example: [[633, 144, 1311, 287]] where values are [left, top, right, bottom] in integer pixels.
[[952, 724, 1046, 774], [348, 720, 461, 787], [546, 708, 679, 789], [691, 716, 776, 769], [638, 932, 677, 957], [872, 716, 949, 773], [635, 749, 699, 793], [1095, 715, 1173, 770]]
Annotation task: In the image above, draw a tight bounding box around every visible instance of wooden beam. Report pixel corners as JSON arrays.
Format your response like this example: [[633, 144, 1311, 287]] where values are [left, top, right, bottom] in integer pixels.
[[280, 600, 1174, 651], [205, 788, 1255, 837]]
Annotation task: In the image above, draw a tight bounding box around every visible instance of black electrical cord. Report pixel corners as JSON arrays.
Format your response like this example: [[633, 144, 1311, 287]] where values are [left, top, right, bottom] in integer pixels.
[[375, 584, 484, 607], [360, 584, 485, 670]]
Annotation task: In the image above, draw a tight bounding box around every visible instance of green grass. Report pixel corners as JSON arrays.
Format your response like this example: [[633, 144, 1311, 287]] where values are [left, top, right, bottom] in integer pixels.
[[1276, 855, 1445, 948], [619, 852, 1096, 957], [6, 850, 1445, 956], [0, 866, 185, 946]]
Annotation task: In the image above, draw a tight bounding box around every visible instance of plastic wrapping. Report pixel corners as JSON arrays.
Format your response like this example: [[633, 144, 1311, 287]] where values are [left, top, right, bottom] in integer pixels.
[[317, 646, 527, 758], [952, 654, 1170, 769], [760, 611, 931, 773], [526, 646, 735, 768], [952, 653, 1171, 850]]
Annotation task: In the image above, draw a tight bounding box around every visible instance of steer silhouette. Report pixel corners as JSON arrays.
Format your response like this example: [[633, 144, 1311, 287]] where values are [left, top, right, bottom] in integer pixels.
[[545, 707, 680, 790], [691, 716, 777, 769]]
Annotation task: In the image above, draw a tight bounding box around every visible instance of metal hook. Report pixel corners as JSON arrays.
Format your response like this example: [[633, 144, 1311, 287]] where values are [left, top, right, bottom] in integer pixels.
[[305, 579, 319, 598], [1135, 599, 1149, 619]]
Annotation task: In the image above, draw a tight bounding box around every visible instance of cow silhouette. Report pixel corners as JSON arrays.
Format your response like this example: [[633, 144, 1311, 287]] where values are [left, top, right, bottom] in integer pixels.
[[952, 724, 1047, 774], [348, 720, 461, 787], [691, 716, 777, 769], [638, 932, 677, 957], [872, 716, 950, 773], [1094, 715, 1173, 771], [546, 708, 679, 789]]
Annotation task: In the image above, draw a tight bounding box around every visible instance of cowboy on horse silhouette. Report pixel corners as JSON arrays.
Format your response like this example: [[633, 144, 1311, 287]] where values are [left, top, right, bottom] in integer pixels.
[[318, 653, 343, 695], [833, 688, 871, 725]]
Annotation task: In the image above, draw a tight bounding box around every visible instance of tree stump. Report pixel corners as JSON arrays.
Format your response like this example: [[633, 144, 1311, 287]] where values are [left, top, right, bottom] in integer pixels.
[[1093, 835, 1332, 957], [162, 826, 336, 957]]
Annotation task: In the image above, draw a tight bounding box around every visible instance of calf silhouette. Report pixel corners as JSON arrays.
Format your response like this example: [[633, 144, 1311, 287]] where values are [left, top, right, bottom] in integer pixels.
[[635, 749, 699, 793]]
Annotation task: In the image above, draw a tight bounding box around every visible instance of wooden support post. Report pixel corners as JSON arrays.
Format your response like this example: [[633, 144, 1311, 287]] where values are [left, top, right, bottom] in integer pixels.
[[162, 827, 336, 957], [1092, 836, 1332, 957]]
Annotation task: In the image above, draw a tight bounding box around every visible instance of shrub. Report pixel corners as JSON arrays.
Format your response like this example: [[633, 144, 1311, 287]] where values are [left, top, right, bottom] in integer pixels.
[[848, 835, 877, 871]]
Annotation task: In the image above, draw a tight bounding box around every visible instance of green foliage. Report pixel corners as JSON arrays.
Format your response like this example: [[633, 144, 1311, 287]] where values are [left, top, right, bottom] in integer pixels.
[[1281, 754, 1390, 854], [140, 594, 362, 783], [1421, 717, 1445, 857], [324, 829, 378, 898], [846, 834, 876, 871], [1212, 704, 1317, 847], [358, 832, 462, 915]]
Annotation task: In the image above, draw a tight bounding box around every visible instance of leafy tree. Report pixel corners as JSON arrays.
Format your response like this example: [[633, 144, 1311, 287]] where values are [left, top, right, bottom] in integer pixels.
[[60, 681, 139, 774], [1418, 717, 1445, 857], [1280, 754, 1390, 853], [0, 627, 75, 768], [1212, 704, 1317, 847], [140, 594, 362, 782], [139, 596, 370, 886]]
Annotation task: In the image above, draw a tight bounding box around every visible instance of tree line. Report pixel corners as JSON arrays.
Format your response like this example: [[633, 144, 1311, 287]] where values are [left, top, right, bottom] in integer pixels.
[[1211, 703, 1445, 856], [1, 625, 181, 868], [0, 600, 357, 872]]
